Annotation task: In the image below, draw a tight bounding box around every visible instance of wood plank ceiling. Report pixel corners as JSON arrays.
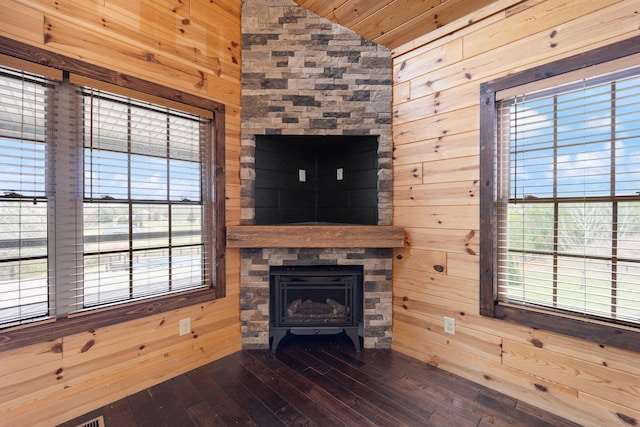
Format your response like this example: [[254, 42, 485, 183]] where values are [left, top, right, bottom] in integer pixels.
[[293, 0, 502, 51]]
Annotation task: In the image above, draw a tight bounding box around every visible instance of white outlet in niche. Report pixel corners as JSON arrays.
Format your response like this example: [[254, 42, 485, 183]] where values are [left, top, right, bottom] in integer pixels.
[[337, 167, 344, 180], [444, 316, 455, 335], [299, 169, 306, 182]]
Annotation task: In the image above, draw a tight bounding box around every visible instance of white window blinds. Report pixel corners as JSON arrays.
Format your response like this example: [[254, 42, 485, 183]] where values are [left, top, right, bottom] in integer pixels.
[[79, 87, 212, 310], [496, 65, 640, 326], [0, 66, 54, 327], [0, 60, 214, 329]]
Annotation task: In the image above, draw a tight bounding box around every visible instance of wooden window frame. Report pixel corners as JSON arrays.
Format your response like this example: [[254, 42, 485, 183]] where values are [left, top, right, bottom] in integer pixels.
[[0, 36, 226, 352], [479, 35, 640, 353]]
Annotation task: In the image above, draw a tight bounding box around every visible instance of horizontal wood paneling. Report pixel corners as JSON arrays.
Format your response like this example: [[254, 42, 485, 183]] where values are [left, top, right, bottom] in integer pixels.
[[394, 182, 479, 207], [394, 267, 479, 306], [402, 227, 479, 255], [502, 339, 640, 409], [2, 1, 44, 44], [391, 0, 640, 426], [393, 163, 423, 186], [44, 15, 209, 95], [394, 205, 480, 229], [5, 0, 241, 107], [394, 83, 479, 125], [394, 106, 479, 145], [0, 0, 242, 426], [395, 313, 503, 363], [392, 131, 480, 166], [294, 0, 498, 51], [464, 0, 622, 58]]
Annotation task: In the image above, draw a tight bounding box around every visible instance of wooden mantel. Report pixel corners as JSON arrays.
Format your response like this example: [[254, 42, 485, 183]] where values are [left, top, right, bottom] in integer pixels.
[[226, 225, 406, 248]]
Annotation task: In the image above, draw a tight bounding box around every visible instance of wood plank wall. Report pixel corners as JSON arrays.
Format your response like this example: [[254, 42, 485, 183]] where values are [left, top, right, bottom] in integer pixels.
[[0, 1, 242, 426], [1, 0, 639, 426], [391, 0, 640, 426]]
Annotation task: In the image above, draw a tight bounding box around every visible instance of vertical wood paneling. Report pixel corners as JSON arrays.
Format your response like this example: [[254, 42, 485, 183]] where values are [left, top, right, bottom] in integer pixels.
[[391, 0, 640, 425], [0, 0, 242, 426]]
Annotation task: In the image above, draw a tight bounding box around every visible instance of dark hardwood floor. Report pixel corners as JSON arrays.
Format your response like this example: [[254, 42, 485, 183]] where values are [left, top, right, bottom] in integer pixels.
[[58, 333, 581, 427]]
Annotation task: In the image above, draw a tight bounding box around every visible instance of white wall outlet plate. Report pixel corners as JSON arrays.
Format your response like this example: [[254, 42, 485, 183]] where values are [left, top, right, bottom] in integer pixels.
[[179, 318, 191, 336], [299, 169, 306, 182], [444, 316, 455, 335], [337, 167, 344, 180]]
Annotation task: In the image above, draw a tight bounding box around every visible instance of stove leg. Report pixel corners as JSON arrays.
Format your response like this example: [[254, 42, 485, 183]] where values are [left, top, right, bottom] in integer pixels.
[[271, 329, 287, 353], [345, 328, 361, 352]]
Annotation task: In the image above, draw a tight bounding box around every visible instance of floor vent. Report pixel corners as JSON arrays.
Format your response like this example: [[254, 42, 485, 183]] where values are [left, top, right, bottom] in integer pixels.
[[75, 416, 104, 427]]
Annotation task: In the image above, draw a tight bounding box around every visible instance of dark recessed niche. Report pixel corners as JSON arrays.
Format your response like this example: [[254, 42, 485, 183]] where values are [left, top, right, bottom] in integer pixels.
[[254, 135, 379, 225]]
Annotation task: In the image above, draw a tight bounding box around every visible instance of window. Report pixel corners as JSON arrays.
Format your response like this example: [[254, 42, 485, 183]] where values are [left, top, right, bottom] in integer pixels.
[[0, 50, 224, 341], [81, 87, 212, 310], [0, 66, 53, 327], [480, 36, 640, 352]]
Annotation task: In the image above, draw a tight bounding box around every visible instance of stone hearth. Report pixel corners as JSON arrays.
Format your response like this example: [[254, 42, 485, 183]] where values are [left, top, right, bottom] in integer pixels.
[[239, 0, 394, 350]]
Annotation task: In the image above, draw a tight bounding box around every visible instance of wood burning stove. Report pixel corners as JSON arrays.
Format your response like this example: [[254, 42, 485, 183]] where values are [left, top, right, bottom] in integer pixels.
[[270, 265, 363, 353]]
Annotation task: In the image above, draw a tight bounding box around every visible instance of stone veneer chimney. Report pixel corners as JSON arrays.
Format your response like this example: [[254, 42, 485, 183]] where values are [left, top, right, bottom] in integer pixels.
[[240, 0, 394, 350]]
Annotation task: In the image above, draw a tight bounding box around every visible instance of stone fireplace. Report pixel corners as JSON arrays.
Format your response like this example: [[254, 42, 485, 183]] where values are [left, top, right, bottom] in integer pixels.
[[237, 0, 396, 350]]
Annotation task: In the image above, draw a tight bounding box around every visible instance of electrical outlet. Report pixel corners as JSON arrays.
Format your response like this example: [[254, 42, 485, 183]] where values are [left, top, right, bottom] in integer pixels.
[[299, 169, 306, 182], [179, 318, 191, 336], [444, 316, 455, 335], [336, 167, 344, 180]]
